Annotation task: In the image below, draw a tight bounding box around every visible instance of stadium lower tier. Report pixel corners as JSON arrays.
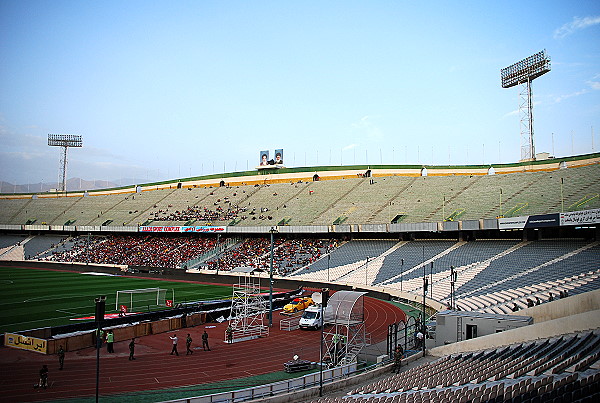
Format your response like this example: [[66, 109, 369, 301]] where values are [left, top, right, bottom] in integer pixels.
[[312, 331, 600, 403], [4, 234, 596, 316]]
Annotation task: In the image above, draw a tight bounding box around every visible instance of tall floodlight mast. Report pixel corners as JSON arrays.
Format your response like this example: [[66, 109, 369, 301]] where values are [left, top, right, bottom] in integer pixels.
[[501, 50, 551, 161], [48, 134, 83, 194]]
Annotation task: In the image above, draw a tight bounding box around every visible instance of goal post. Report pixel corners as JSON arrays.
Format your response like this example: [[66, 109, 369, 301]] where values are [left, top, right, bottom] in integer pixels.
[[115, 288, 174, 311]]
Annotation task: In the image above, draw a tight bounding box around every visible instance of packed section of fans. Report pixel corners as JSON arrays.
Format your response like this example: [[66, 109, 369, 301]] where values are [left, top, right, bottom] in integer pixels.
[[41, 234, 333, 274], [43, 235, 218, 268], [205, 237, 332, 275]]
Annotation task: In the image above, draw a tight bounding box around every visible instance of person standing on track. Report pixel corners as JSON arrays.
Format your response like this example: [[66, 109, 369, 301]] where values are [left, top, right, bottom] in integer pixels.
[[57, 345, 65, 370], [106, 330, 115, 353], [186, 333, 193, 355], [96, 328, 104, 349], [202, 330, 210, 351], [38, 365, 48, 389], [170, 333, 179, 355], [226, 325, 233, 343], [129, 338, 136, 360]]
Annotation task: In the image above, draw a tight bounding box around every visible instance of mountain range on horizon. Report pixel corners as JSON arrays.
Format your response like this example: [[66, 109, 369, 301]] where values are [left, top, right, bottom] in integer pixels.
[[0, 178, 128, 194]]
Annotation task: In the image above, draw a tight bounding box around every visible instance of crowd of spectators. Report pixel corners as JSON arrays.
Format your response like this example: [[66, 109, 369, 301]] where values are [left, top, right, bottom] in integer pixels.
[[510, 290, 569, 312], [42, 235, 335, 274], [269, 238, 333, 275], [205, 237, 284, 271], [147, 203, 276, 223], [43, 235, 219, 268], [205, 238, 334, 275], [149, 204, 241, 222], [144, 183, 301, 225]]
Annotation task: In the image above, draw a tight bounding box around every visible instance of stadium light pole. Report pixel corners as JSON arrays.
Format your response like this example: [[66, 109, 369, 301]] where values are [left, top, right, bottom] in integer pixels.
[[450, 266, 457, 310], [430, 262, 433, 301], [422, 275, 427, 356], [326, 252, 331, 283], [94, 295, 106, 403], [400, 258, 404, 292], [560, 178, 564, 213], [318, 288, 329, 397], [216, 233, 221, 275], [421, 245, 427, 355], [48, 134, 83, 195], [501, 50, 551, 161], [442, 196, 446, 222], [268, 227, 278, 327]]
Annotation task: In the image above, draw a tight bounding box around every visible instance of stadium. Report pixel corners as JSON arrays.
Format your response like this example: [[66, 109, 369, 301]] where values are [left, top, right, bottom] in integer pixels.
[[2, 3, 600, 403], [1, 150, 599, 402]]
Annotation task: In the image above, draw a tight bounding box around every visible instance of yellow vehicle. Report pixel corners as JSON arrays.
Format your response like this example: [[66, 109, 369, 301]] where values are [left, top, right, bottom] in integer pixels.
[[283, 297, 313, 313]]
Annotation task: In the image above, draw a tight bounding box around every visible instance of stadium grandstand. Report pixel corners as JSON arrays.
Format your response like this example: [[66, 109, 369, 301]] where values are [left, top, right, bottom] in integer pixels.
[[1, 152, 599, 402]]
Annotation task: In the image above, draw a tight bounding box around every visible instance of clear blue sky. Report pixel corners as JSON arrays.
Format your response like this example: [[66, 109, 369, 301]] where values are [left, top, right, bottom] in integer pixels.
[[1, 1, 599, 185]]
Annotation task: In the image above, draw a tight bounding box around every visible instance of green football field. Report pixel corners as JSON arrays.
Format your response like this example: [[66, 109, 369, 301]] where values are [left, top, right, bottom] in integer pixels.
[[0, 266, 233, 334]]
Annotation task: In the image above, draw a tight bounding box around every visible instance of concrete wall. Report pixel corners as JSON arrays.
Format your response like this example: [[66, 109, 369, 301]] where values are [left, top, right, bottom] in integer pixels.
[[31, 313, 206, 354], [434, 312, 532, 347]]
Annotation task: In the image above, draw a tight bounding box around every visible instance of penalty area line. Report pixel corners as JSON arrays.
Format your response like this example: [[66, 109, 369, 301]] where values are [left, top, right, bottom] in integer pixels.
[[56, 309, 80, 316]]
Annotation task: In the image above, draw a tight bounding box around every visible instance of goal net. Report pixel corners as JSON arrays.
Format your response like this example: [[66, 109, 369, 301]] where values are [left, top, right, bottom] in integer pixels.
[[115, 288, 174, 312]]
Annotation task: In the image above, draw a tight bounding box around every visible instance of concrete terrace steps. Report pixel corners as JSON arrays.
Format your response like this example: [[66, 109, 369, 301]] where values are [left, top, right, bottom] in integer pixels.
[[457, 269, 600, 313]]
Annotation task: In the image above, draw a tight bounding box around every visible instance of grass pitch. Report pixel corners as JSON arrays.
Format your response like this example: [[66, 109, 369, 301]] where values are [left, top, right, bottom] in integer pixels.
[[0, 266, 233, 334]]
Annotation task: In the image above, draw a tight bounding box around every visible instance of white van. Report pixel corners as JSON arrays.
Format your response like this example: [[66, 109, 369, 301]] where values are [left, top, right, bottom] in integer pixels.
[[299, 305, 323, 330]]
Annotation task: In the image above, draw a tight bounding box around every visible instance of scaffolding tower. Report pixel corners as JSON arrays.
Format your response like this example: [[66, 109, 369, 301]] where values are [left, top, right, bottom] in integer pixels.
[[227, 267, 269, 343]]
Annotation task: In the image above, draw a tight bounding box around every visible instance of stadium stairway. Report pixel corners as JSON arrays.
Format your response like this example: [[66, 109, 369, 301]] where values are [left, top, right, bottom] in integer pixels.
[[0, 235, 33, 260]]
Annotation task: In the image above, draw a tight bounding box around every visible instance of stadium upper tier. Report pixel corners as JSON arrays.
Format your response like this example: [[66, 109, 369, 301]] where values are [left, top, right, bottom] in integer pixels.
[[0, 155, 598, 227]]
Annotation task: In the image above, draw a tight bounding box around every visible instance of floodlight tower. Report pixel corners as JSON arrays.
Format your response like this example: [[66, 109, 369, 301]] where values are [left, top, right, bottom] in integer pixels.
[[501, 50, 551, 161], [48, 134, 83, 193]]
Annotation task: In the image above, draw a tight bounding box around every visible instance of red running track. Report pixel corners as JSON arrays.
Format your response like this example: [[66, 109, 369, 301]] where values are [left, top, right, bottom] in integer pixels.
[[0, 296, 405, 402]]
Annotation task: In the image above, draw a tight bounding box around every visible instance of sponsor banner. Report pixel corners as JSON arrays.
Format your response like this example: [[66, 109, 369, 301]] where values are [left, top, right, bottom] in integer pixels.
[[140, 226, 182, 232], [193, 226, 226, 232], [524, 213, 560, 228], [498, 216, 528, 230], [5, 333, 47, 354], [560, 208, 600, 226], [70, 312, 140, 321], [498, 213, 560, 230], [139, 226, 226, 233]]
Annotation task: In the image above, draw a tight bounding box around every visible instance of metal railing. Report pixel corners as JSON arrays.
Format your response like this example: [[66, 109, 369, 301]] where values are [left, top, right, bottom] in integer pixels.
[[161, 362, 357, 403], [279, 314, 301, 331], [185, 237, 239, 269]]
